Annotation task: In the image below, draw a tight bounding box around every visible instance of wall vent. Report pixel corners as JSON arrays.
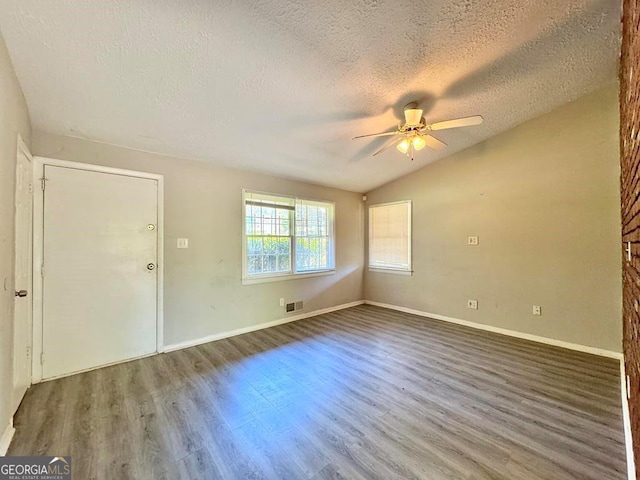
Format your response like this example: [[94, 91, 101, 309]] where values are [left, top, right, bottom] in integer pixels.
[[285, 301, 304, 313]]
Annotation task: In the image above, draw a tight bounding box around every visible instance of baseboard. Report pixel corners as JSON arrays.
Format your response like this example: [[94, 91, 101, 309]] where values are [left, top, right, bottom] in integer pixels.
[[364, 300, 623, 360], [621, 359, 636, 480], [164, 300, 365, 353], [0, 420, 15, 456]]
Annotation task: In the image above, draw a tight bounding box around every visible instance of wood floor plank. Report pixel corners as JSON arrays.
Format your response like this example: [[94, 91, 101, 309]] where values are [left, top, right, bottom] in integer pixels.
[[9, 305, 626, 479]]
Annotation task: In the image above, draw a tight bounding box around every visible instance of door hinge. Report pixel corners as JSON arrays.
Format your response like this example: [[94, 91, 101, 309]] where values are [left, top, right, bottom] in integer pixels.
[[28, 182, 33, 194], [40, 352, 44, 365], [41, 263, 45, 277], [26, 346, 31, 359], [40, 177, 47, 191]]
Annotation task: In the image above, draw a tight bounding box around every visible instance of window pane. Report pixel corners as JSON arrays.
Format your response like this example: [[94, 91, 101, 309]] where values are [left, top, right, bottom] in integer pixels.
[[277, 254, 290, 271], [247, 255, 261, 275], [293, 200, 333, 273], [245, 191, 333, 278], [247, 237, 262, 255], [246, 204, 291, 238], [296, 236, 329, 271], [246, 236, 291, 275]]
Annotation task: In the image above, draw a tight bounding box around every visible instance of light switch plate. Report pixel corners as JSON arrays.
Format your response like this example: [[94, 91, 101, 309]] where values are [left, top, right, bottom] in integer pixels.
[[177, 238, 189, 249], [468, 236, 479, 245]]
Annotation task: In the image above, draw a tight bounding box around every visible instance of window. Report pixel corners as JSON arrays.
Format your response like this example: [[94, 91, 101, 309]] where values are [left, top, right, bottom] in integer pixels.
[[368, 200, 412, 274], [243, 190, 335, 283]]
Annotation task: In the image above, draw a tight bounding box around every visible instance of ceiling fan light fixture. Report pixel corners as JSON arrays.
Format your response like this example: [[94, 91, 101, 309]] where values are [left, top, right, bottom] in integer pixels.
[[396, 138, 410, 153], [354, 101, 481, 159], [412, 135, 426, 151]]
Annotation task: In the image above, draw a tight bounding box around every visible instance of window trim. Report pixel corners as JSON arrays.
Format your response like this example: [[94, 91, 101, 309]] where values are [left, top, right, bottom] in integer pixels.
[[367, 200, 412, 275], [242, 189, 336, 285]]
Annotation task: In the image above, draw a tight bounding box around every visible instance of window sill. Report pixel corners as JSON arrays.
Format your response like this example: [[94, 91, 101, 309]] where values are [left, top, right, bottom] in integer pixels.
[[242, 269, 336, 285], [368, 268, 413, 276]]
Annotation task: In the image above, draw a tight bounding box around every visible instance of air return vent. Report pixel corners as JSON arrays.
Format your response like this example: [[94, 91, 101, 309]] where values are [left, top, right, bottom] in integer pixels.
[[285, 301, 304, 313]]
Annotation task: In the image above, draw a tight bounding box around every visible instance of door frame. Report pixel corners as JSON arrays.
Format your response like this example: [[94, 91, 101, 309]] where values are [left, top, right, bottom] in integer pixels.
[[13, 135, 33, 411], [32, 156, 165, 383]]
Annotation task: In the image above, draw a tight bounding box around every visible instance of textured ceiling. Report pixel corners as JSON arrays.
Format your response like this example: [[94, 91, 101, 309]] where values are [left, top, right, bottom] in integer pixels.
[[0, 0, 620, 192]]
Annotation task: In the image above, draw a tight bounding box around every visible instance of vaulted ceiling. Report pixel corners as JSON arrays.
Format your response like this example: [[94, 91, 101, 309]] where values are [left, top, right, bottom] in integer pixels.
[[0, 0, 620, 192]]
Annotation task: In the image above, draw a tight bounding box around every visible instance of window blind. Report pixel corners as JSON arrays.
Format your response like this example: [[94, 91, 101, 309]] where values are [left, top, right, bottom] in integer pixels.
[[368, 201, 411, 271]]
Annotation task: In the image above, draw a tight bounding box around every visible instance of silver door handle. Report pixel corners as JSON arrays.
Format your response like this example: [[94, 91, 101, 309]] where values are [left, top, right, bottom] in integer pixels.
[[147, 263, 156, 271], [15, 290, 28, 297]]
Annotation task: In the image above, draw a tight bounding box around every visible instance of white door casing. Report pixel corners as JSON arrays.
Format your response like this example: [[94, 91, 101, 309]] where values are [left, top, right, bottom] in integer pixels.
[[12, 136, 33, 413], [32, 158, 164, 382]]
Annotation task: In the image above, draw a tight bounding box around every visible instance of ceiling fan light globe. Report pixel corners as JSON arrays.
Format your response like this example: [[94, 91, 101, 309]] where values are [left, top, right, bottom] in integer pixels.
[[396, 138, 410, 154], [412, 135, 426, 150]]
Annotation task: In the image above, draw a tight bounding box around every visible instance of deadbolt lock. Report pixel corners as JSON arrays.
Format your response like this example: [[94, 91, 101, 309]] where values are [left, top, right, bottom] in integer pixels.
[[147, 224, 156, 231], [147, 263, 156, 271]]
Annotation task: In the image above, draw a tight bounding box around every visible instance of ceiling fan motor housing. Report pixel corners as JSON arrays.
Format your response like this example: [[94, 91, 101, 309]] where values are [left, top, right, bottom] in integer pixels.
[[404, 108, 424, 127]]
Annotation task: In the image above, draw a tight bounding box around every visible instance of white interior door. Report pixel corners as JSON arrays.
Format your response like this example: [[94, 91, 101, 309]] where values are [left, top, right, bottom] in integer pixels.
[[42, 165, 158, 379], [13, 141, 32, 413]]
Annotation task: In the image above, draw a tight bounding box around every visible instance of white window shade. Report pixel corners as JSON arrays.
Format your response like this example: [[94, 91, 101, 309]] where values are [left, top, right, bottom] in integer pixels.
[[368, 201, 412, 271]]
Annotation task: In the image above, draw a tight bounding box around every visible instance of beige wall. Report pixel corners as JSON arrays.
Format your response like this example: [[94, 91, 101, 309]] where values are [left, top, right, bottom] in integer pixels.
[[364, 84, 622, 353], [0, 32, 31, 441], [31, 132, 365, 347]]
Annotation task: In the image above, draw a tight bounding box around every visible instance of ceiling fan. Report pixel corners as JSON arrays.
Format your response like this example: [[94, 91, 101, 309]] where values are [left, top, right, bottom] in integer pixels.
[[353, 102, 483, 160]]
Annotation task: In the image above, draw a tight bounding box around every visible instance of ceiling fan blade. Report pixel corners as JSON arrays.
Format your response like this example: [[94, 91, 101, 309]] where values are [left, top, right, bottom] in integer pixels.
[[372, 137, 403, 156], [353, 130, 399, 140], [428, 115, 483, 131], [424, 135, 447, 150]]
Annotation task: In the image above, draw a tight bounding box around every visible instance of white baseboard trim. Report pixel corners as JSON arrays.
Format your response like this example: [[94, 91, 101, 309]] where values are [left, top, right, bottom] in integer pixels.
[[621, 359, 636, 480], [0, 420, 15, 456], [164, 300, 365, 353], [364, 300, 623, 360]]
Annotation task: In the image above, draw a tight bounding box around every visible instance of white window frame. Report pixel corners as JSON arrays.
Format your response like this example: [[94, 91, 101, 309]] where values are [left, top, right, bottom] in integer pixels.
[[368, 200, 412, 275], [242, 189, 336, 285]]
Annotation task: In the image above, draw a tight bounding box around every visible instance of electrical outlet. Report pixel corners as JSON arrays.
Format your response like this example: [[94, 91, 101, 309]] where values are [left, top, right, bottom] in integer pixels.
[[177, 238, 189, 248], [533, 305, 541, 316], [468, 236, 479, 245], [279, 298, 285, 307], [467, 299, 478, 310]]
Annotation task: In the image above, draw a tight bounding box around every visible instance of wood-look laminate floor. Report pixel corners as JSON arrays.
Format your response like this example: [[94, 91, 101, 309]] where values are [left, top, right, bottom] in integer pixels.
[[10, 305, 626, 479]]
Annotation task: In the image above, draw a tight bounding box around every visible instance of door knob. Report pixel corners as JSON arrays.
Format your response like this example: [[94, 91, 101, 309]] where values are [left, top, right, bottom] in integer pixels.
[[147, 263, 156, 271], [15, 290, 28, 297]]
